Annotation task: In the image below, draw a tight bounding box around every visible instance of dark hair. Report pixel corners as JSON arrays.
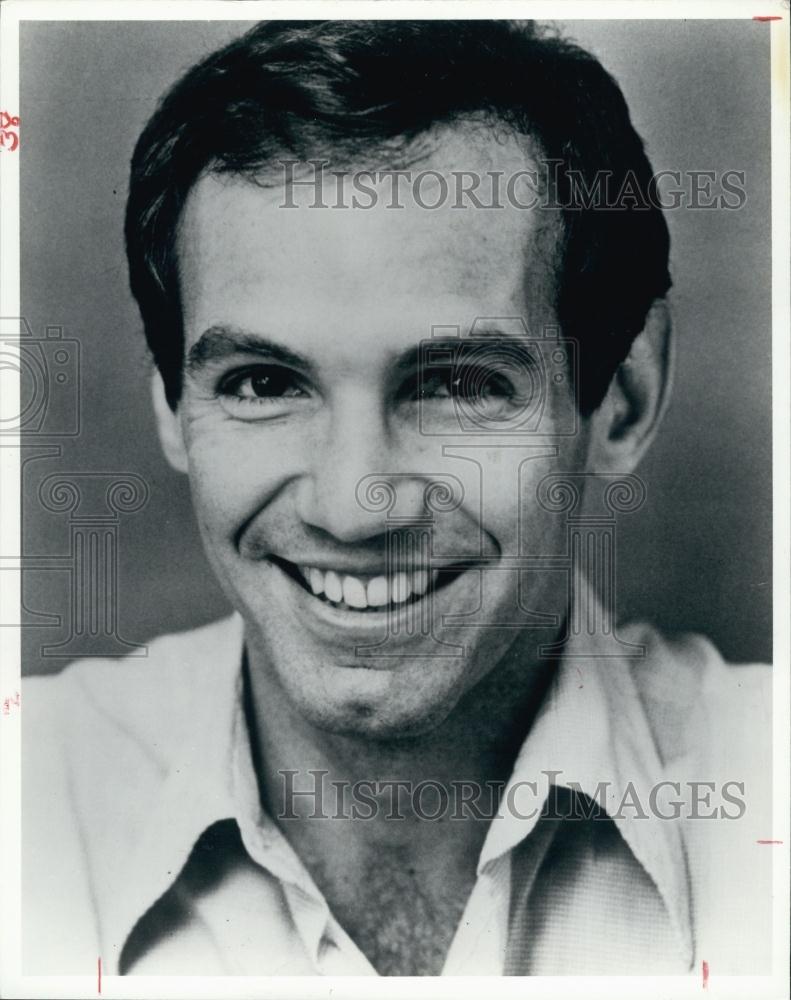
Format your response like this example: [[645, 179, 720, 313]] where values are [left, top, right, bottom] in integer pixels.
[[125, 19, 671, 414]]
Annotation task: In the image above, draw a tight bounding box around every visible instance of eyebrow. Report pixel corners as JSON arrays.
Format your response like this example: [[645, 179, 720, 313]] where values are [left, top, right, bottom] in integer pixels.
[[184, 325, 314, 378], [184, 324, 540, 382], [395, 329, 541, 374]]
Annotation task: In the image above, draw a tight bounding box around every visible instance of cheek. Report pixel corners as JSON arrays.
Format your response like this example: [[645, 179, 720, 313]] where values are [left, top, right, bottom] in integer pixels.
[[449, 447, 572, 551], [182, 425, 293, 540]]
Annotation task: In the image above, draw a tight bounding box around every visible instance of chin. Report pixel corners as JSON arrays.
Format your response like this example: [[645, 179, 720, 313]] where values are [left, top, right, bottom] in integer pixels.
[[275, 654, 473, 742], [299, 699, 457, 742]]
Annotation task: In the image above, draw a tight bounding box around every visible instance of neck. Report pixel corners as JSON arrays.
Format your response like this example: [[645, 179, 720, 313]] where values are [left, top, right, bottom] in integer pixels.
[[244, 629, 558, 851]]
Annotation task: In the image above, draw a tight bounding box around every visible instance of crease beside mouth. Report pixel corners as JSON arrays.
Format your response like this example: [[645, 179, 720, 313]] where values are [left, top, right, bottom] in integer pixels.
[[270, 555, 466, 612]]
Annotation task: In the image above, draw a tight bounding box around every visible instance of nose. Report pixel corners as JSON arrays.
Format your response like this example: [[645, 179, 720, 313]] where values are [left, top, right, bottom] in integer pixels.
[[295, 391, 427, 543]]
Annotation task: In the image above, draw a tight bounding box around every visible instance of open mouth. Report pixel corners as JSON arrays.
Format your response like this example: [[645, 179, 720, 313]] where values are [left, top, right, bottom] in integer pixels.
[[270, 556, 466, 613]]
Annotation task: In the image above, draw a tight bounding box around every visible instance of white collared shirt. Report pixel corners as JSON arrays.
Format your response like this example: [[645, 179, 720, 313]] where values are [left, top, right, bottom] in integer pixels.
[[22, 608, 772, 976]]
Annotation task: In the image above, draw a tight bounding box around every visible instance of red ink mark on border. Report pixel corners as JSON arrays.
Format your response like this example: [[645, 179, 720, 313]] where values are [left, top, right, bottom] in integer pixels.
[[702, 959, 709, 989], [97, 956, 102, 994], [753, 14, 782, 19], [757, 839, 784, 844], [0, 111, 20, 151], [2, 691, 20, 716]]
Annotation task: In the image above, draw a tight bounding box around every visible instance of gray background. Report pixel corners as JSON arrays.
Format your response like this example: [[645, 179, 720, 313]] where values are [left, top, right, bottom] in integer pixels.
[[19, 19, 772, 674]]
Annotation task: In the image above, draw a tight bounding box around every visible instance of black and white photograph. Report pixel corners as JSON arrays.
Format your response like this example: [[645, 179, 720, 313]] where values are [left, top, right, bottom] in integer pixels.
[[0, 2, 788, 996]]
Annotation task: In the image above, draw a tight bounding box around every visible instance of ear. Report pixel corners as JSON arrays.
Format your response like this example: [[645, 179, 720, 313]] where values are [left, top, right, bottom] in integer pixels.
[[151, 371, 189, 474], [586, 299, 674, 473]]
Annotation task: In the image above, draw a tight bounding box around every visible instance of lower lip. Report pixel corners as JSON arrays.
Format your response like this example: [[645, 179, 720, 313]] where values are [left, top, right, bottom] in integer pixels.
[[272, 560, 471, 645]]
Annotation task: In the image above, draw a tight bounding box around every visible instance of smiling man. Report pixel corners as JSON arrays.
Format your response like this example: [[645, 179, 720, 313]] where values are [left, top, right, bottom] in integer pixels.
[[23, 20, 772, 979]]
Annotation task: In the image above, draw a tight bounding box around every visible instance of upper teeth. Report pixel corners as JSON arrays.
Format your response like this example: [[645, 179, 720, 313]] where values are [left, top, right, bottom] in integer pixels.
[[299, 566, 436, 609]]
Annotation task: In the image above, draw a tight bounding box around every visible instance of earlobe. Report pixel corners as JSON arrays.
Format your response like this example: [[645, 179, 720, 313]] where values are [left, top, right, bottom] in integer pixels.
[[151, 371, 189, 474], [587, 299, 674, 472]]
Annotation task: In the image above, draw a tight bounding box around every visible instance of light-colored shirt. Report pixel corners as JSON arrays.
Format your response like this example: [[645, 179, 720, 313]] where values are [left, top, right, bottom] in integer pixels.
[[22, 606, 772, 976]]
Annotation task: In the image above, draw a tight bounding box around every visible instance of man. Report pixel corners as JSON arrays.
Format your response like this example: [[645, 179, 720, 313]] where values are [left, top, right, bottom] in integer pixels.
[[23, 20, 772, 977]]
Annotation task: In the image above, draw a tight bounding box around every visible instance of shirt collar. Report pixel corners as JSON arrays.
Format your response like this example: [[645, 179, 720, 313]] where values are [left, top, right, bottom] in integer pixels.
[[104, 612, 330, 971], [104, 613, 245, 971], [105, 590, 692, 972], [478, 591, 694, 968]]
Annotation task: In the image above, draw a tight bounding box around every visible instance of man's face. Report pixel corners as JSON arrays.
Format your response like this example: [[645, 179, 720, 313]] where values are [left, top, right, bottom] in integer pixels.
[[170, 126, 590, 738]]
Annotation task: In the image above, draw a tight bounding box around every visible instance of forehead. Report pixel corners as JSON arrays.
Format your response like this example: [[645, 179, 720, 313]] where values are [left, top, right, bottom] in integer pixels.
[[176, 125, 561, 346]]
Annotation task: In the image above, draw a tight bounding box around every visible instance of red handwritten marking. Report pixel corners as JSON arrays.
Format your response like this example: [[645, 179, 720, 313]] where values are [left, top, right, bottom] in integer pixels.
[[98, 956, 102, 994], [2, 691, 20, 716], [702, 959, 709, 989], [0, 111, 20, 152], [753, 15, 782, 19], [756, 839, 783, 844]]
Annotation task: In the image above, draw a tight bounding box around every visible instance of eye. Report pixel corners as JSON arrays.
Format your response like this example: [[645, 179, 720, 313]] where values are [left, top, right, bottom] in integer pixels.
[[404, 344, 543, 429], [419, 365, 515, 403], [217, 364, 309, 418], [414, 363, 527, 422]]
